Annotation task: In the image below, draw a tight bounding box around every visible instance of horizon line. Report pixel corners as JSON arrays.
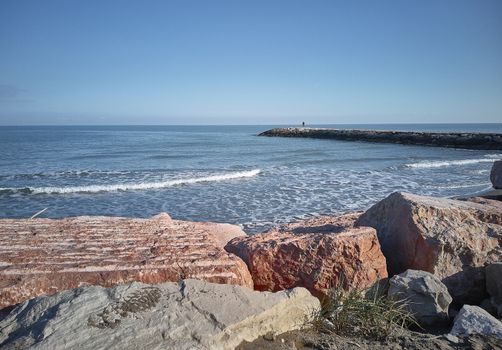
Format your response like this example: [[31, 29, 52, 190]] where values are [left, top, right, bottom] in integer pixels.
[[2, 122, 502, 127]]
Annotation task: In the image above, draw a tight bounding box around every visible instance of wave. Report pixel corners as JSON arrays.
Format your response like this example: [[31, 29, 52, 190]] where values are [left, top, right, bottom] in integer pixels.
[[0, 169, 132, 180], [426, 182, 491, 190], [405, 155, 501, 169], [1, 169, 261, 194]]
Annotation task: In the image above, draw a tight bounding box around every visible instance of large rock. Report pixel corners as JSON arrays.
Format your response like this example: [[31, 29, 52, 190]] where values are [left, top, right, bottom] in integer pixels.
[[225, 214, 388, 297], [388, 269, 452, 326], [486, 263, 502, 299], [450, 305, 502, 340], [0, 214, 253, 309], [356, 192, 502, 304], [491, 160, 502, 189], [486, 262, 502, 318], [0, 279, 320, 350]]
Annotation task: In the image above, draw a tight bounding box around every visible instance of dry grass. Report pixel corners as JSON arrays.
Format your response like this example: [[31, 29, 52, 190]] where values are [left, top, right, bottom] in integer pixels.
[[312, 283, 418, 339]]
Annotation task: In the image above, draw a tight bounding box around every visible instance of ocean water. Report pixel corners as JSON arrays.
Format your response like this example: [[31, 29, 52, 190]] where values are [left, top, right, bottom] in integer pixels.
[[1, 124, 501, 233]]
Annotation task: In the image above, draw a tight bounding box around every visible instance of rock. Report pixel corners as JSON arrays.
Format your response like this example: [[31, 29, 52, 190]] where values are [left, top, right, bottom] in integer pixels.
[[444, 334, 460, 344], [0, 279, 320, 350], [258, 127, 502, 150], [225, 214, 387, 297], [491, 160, 502, 189], [486, 264, 502, 317], [356, 192, 502, 305], [388, 270, 452, 326], [486, 262, 502, 298], [480, 298, 498, 316], [0, 214, 253, 309], [450, 305, 502, 340]]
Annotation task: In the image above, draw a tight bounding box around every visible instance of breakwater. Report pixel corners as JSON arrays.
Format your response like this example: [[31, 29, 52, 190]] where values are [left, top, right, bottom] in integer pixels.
[[259, 127, 502, 150]]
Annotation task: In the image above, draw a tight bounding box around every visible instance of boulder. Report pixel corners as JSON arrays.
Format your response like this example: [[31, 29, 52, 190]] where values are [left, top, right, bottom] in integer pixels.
[[388, 269, 452, 326], [450, 305, 502, 340], [479, 298, 498, 316], [0, 214, 253, 309], [486, 262, 502, 298], [486, 262, 502, 318], [356, 192, 502, 304], [491, 160, 502, 189], [0, 279, 320, 350], [225, 214, 388, 297]]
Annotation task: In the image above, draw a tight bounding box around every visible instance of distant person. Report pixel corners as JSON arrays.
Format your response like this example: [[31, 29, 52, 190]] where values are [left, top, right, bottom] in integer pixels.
[[302, 121, 305, 126]]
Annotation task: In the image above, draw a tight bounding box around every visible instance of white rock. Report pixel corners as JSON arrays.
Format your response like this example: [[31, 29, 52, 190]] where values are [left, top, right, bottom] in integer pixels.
[[450, 305, 502, 340], [0, 279, 320, 350], [444, 334, 460, 344]]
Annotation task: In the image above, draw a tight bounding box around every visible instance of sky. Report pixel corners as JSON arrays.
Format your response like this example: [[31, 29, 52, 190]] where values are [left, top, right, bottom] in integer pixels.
[[0, 0, 501, 125]]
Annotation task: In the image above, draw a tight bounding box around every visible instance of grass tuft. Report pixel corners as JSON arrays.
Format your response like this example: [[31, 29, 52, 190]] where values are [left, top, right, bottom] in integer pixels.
[[312, 282, 418, 339]]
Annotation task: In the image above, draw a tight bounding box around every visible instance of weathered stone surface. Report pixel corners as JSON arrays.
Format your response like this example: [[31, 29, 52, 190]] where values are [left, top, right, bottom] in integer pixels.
[[388, 270, 452, 326], [0, 214, 253, 309], [259, 127, 502, 150], [226, 214, 387, 297], [491, 160, 502, 189], [450, 305, 502, 340], [0, 279, 320, 350], [356, 192, 502, 305]]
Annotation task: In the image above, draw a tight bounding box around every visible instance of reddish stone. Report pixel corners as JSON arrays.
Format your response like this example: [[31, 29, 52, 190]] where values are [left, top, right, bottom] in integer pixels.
[[356, 192, 502, 304], [0, 213, 253, 309], [225, 213, 388, 298]]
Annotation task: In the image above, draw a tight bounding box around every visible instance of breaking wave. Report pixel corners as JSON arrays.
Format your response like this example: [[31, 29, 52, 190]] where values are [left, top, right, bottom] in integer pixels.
[[0, 169, 261, 194], [405, 155, 501, 169]]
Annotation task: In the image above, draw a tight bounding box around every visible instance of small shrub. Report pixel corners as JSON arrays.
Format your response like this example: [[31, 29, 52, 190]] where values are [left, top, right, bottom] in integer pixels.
[[312, 283, 418, 339]]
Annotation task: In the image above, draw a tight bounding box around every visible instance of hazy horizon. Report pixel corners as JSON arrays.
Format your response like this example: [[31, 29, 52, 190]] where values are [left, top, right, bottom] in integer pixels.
[[1, 0, 501, 125], [2, 122, 502, 128]]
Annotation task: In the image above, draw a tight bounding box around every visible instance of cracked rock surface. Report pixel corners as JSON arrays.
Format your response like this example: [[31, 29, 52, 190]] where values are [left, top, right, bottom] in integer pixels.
[[356, 192, 502, 305], [226, 213, 387, 298], [0, 213, 253, 309], [0, 279, 320, 350]]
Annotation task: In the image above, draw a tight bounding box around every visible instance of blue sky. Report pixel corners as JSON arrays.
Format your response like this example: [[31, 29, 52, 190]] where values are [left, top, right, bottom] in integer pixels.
[[0, 0, 501, 125]]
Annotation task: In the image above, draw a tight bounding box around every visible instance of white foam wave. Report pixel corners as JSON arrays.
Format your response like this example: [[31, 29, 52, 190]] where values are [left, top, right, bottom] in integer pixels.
[[405, 156, 501, 169], [17, 169, 261, 194], [426, 182, 491, 190]]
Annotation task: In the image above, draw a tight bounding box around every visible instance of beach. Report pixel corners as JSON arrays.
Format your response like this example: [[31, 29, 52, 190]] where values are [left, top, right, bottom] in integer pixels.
[[1, 127, 502, 349]]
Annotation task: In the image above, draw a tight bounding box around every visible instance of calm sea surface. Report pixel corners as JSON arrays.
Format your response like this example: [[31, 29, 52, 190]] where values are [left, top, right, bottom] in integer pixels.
[[1, 124, 501, 233]]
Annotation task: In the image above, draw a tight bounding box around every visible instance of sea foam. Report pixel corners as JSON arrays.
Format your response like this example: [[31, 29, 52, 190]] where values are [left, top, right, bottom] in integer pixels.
[[405, 155, 501, 169], [3, 169, 261, 194]]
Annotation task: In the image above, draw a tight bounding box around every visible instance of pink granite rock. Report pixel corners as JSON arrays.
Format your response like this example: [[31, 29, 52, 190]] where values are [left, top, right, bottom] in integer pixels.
[[225, 214, 388, 298], [356, 192, 502, 304], [0, 213, 253, 309]]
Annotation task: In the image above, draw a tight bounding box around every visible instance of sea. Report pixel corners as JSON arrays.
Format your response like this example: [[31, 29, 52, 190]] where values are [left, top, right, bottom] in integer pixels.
[[1, 124, 501, 233]]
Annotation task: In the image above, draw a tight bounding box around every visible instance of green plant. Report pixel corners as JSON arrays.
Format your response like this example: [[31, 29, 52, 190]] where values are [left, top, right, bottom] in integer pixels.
[[312, 283, 418, 339]]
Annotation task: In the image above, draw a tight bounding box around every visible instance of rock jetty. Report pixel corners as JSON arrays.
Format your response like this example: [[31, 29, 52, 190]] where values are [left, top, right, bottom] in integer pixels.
[[259, 127, 502, 150], [0, 213, 253, 309]]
